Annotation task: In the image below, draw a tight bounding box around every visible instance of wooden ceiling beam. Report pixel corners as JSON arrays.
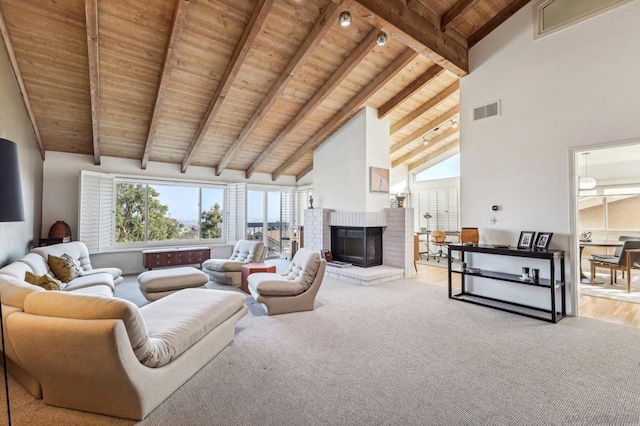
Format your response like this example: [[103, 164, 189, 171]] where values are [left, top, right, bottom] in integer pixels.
[[390, 106, 459, 154], [85, 0, 101, 165], [390, 80, 458, 135], [441, 0, 481, 31], [245, 28, 378, 179], [215, 1, 343, 176], [408, 139, 459, 171], [347, 0, 468, 76], [392, 127, 458, 168], [378, 64, 443, 119], [468, 0, 533, 48], [141, 0, 190, 170], [296, 163, 313, 182], [0, 7, 45, 159], [181, 0, 275, 173], [273, 48, 418, 180]]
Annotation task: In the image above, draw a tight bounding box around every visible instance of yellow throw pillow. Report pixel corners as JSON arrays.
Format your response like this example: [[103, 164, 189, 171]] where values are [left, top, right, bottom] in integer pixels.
[[47, 253, 83, 283], [25, 271, 64, 291]]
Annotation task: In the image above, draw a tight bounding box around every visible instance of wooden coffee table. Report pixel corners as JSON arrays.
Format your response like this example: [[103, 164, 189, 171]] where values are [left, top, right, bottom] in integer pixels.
[[241, 263, 276, 294]]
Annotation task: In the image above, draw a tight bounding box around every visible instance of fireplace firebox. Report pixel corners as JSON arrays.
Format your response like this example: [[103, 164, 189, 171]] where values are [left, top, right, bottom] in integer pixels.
[[331, 226, 383, 268]]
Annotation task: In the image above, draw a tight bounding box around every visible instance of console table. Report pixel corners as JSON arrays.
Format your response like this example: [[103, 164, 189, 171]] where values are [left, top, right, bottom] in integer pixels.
[[142, 247, 210, 270], [447, 244, 566, 323]]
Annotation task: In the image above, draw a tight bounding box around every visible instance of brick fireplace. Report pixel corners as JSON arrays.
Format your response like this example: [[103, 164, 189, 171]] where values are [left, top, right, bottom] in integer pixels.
[[331, 226, 383, 268], [303, 208, 415, 284]]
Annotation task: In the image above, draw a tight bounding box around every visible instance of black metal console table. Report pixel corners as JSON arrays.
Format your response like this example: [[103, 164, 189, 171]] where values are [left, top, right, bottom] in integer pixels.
[[447, 244, 566, 323]]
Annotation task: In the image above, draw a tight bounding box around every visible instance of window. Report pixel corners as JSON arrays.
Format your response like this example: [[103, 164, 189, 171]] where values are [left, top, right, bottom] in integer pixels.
[[415, 154, 460, 182], [79, 171, 226, 253], [578, 190, 640, 240], [535, 0, 631, 38], [115, 180, 225, 246]]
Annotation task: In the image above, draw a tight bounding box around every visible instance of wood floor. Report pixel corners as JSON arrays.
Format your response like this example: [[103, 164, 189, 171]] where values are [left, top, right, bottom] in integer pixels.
[[413, 263, 640, 329]]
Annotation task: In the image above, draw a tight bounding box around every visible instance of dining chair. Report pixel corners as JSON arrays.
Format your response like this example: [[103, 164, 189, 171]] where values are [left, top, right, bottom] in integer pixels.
[[460, 227, 479, 245], [590, 240, 640, 292]]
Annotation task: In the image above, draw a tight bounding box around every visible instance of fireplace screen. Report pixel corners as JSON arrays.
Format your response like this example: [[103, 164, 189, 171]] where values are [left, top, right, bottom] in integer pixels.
[[331, 226, 382, 268]]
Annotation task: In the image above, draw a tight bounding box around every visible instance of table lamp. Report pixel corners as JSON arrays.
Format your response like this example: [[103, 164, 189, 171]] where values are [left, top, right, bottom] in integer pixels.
[[0, 137, 25, 425]]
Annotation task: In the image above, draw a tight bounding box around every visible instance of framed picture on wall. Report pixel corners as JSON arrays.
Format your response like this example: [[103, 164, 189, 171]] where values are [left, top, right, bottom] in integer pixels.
[[517, 231, 536, 249], [370, 167, 389, 193]]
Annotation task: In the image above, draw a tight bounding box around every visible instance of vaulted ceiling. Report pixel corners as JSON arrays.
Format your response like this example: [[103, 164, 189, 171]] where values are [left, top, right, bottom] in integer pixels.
[[0, 0, 532, 181]]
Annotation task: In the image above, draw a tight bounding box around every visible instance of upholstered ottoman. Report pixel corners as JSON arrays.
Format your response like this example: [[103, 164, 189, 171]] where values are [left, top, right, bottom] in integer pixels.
[[138, 267, 209, 301]]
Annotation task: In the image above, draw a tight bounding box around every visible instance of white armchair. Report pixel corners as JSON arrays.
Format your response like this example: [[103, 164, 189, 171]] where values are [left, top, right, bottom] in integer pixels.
[[202, 240, 266, 286], [247, 248, 326, 315]]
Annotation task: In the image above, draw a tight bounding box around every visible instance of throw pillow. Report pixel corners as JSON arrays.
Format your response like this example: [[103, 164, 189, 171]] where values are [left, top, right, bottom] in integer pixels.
[[48, 253, 83, 283], [24, 271, 64, 291]]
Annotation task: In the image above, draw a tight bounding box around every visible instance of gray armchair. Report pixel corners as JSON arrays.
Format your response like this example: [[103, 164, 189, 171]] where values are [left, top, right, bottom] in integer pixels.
[[590, 240, 640, 292], [202, 240, 266, 286]]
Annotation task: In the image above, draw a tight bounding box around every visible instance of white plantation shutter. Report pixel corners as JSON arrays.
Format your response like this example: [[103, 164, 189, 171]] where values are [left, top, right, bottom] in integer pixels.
[[226, 182, 246, 243], [417, 188, 459, 232], [296, 187, 312, 226], [79, 170, 114, 253], [281, 187, 295, 230]]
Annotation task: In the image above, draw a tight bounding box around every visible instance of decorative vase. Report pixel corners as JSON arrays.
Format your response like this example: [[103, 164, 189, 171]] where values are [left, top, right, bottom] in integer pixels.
[[395, 195, 406, 208], [48, 221, 71, 239]]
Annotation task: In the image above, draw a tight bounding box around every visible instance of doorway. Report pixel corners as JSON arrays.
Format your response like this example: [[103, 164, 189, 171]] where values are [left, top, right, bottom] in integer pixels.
[[574, 142, 640, 326]]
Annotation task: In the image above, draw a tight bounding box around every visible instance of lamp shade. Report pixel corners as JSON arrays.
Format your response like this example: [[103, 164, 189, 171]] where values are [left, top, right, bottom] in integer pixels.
[[0, 138, 25, 222]]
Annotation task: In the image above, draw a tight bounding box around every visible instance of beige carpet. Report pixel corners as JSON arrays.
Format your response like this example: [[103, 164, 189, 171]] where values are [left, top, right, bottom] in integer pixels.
[[6, 276, 640, 425]]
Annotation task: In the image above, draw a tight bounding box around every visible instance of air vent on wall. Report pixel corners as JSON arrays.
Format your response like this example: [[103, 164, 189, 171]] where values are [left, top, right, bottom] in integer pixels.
[[473, 100, 500, 121]]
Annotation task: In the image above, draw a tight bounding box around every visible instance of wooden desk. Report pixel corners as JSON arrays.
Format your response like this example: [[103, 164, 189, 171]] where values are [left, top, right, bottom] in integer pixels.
[[241, 263, 276, 294], [39, 236, 71, 247], [415, 231, 460, 261]]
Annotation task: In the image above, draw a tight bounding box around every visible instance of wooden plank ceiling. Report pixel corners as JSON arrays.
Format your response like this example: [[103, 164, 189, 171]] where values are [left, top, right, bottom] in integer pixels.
[[0, 0, 531, 180]]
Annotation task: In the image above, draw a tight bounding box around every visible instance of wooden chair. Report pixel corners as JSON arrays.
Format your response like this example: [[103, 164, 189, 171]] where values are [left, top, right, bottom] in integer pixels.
[[590, 240, 640, 293], [591, 236, 640, 280], [431, 230, 449, 263], [460, 227, 479, 245]]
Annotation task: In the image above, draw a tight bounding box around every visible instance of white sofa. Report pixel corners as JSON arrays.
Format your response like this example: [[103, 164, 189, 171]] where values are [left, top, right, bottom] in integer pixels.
[[0, 241, 248, 420]]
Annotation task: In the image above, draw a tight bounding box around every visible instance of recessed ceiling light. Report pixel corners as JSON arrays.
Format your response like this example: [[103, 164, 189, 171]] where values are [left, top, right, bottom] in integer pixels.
[[451, 120, 458, 129], [339, 11, 351, 27]]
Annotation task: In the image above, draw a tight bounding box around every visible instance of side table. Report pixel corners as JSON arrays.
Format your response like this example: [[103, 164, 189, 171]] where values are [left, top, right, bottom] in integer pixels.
[[241, 263, 276, 294]]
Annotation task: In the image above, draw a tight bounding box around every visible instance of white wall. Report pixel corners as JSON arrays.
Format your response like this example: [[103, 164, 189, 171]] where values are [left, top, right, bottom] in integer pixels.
[[314, 107, 391, 212], [0, 37, 43, 265], [460, 1, 640, 315]]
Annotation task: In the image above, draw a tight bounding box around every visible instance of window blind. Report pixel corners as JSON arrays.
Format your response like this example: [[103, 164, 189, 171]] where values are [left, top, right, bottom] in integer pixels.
[[226, 182, 246, 243], [296, 187, 312, 227], [78, 170, 114, 253]]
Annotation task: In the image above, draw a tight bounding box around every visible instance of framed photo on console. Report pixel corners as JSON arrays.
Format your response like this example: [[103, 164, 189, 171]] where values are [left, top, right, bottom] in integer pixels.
[[517, 231, 536, 249], [534, 232, 553, 250]]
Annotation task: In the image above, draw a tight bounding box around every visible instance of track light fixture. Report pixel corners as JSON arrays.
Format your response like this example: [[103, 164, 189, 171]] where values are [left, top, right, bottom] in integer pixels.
[[376, 32, 388, 46], [339, 11, 351, 27]]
